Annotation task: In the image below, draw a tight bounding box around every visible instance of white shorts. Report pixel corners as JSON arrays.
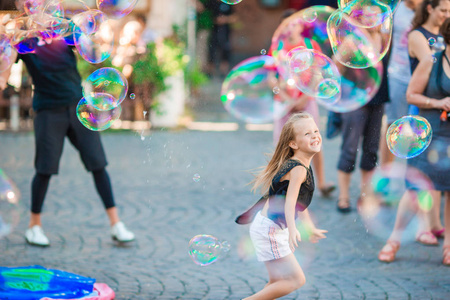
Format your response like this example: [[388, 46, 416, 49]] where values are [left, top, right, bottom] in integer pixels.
[[249, 211, 291, 262]]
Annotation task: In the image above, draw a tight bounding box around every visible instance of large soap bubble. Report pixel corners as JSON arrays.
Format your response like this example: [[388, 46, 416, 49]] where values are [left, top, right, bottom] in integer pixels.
[[339, 0, 392, 28], [188, 235, 230, 266], [327, 9, 392, 68], [76, 97, 122, 131], [387, 116, 433, 159], [83, 67, 128, 110], [0, 169, 20, 239], [221, 55, 291, 123]]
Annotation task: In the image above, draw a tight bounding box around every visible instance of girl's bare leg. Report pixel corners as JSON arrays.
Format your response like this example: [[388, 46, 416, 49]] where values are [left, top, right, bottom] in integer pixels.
[[243, 254, 305, 300]]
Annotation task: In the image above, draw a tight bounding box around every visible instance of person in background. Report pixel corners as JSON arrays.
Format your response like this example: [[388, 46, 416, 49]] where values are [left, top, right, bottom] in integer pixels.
[[0, 16, 135, 246], [378, 18, 450, 264]]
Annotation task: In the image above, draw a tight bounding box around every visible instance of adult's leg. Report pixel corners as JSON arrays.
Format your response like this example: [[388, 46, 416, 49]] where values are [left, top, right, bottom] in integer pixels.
[[92, 168, 118, 226], [31, 108, 69, 227], [243, 254, 305, 300], [360, 104, 383, 198], [29, 173, 51, 227], [337, 107, 367, 209]]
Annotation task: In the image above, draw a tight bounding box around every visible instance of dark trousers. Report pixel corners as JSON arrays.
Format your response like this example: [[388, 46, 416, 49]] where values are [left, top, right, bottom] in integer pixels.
[[337, 104, 384, 173]]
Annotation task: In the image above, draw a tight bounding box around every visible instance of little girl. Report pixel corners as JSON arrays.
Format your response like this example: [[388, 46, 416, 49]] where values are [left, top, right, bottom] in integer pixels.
[[236, 112, 327, 300]]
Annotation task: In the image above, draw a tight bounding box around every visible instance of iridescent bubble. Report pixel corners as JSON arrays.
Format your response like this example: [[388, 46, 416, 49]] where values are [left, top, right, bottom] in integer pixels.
[[188, 235, 230, 266], [220, 0, 243, 4], [237, 236, 255, 260], [387, 116, 432, 159], [270, 6, 335, 80], [97, 0, 139, 19], [221, 55, 290, 123], [272, 86, 280, 94], [302, 8, 317, 23], [260, 49, 267, 55], [432, 56, 437, 63], [0, 169, 20, 239], [83, 67, 128, 110], [73, 21, 114, 64], [130, 93, 136, 100], [76, 97, 122, 131], [193, 174, 201, 182], [327, 9, 393, 68], [316, 61, 382, 112], [289, 48, 341, 99], [417, 190, 433, 212], [428, 37, 436, 46]]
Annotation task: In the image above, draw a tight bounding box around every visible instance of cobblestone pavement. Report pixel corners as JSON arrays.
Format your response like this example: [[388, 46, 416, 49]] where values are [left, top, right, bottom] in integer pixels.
[[0, 77, 449, 300], [1, 125, 449, 299]]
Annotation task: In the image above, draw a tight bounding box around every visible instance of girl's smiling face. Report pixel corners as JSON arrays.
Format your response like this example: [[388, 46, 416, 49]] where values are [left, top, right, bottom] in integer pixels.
[[289, 117, 322, 154]]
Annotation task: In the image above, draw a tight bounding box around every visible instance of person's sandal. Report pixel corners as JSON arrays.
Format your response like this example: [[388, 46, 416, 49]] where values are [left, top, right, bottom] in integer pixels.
[[443, 245, 450, 266], [431, 228, 445, 239], [337, 197, 351, 213], [378, 240, 400, 263], [416, 231, 439, 246], [320, 184, 336, 198]]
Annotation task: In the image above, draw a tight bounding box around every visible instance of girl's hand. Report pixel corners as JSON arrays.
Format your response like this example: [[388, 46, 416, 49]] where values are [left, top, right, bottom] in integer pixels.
[[288, 228, 302, 252], [309, 228, 328, 243]]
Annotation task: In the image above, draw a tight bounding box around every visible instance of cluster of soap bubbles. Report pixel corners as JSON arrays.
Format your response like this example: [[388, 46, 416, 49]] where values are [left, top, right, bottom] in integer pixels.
[[386, 116, 433, 159], [77, 67, 128, 131], [328, 0, 397, 69], [188, 235, 230, 266], [0, 0, 139, 130], [221, 4, 390, 123], [0, 169, 20, 240]]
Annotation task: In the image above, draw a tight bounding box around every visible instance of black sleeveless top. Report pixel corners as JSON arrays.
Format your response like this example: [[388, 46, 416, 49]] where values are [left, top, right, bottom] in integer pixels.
[[409, 27, 442, 74], [235, 159, 315, 228]]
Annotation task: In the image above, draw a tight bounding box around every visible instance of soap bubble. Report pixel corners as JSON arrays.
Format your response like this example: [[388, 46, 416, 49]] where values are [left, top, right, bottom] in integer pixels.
[[327, 9, 393, 68], [270, 6, 335, 80], [221, 0, 243, 4], [316, 60, 383, 112], [73, 20, 114, 64], [83, 67, 128, 110], [188, 235, 230, 266], [221, 55, 290, 123], [302, 7, 317, 23], [339, 0, 392, 28], [428, 37, 436, 46], [0, 169, 20, 239], [76, 97, 122, 131], [272, 87, 280, 94], [193, 174, 201, 182], [387, 116, 432, 159], [260, 49, 267, 55], [288, 48, 341, 99], [129, 93, 136, 100]]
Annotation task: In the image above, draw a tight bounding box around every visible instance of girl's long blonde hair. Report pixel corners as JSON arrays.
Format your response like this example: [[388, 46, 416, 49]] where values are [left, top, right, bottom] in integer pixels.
[[251, 112, 313, 195]]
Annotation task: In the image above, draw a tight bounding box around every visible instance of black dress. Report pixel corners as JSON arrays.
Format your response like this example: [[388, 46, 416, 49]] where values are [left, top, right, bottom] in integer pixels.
[[236, 159, 315, 228]]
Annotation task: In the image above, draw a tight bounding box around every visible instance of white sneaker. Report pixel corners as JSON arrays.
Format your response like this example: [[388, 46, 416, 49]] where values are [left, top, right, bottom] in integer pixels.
[[111, 221, 135, 242], [25, 225, 50, 246]]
